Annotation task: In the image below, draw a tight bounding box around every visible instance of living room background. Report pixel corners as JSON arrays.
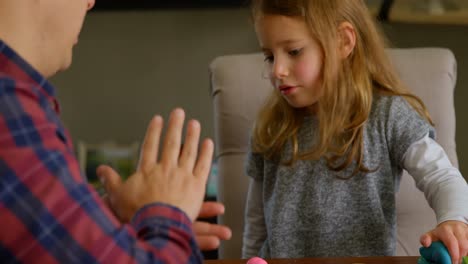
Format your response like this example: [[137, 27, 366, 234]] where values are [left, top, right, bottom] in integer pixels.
[[51, 8, 468, 179]]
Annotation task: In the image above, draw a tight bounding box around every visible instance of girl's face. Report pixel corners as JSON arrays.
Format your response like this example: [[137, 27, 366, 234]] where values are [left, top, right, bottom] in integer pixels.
[[255, 15, 324, 113]]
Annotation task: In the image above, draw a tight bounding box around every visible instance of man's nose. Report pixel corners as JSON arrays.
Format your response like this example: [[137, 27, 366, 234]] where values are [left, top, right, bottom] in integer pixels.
[[87, 0, 95, 11]]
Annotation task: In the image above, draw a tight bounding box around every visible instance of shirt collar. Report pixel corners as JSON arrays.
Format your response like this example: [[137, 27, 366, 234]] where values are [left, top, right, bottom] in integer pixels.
[[0, 39, 60, 113]]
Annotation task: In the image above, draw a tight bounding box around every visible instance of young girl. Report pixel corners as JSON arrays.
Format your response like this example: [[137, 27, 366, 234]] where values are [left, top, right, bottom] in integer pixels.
[[243, 0, 468, 262]]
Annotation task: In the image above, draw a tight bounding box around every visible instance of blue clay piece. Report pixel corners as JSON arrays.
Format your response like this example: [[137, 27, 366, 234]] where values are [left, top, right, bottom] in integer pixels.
[[419, 241, 451, 264]]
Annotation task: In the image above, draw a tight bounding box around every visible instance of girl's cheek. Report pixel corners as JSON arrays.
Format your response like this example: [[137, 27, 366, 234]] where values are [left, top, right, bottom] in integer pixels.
[[295, 60, 324, 98], [295, 61, 308, 79], [295, 60, 320, 83]]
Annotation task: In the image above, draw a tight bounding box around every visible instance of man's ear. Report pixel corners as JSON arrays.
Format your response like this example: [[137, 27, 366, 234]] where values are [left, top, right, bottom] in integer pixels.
[[338, 22, 356, 59]]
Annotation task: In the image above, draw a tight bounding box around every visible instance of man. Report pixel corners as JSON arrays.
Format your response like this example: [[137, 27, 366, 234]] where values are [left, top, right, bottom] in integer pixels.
[[0, 0, 231, 263]]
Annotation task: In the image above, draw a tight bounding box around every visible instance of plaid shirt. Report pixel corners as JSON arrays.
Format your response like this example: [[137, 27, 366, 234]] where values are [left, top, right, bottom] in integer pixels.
[[0, 40, 202, 264]]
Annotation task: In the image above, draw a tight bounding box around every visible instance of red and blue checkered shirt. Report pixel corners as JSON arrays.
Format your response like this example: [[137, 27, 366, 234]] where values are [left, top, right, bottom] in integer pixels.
[[0, 40, 203, 263]]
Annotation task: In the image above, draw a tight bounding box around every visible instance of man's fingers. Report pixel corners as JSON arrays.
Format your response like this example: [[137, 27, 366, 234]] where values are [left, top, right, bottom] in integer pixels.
[[161, 108, 185, 166], [138, 115, 163, 172], [178, 119, 201, 170], [193, 221, 232, 240], [198, 201, 225, 218], [96, 165, 122, 195], [193, 139, 214, 181], [196, 236, 220, 251]]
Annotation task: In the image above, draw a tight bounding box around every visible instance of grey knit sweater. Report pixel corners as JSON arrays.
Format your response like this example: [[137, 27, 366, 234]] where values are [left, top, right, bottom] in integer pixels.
[[244, 95, 435, 258]]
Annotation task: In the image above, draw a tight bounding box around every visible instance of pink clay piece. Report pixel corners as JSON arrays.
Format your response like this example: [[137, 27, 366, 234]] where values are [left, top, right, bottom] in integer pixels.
[[246, 257, 268, 264]]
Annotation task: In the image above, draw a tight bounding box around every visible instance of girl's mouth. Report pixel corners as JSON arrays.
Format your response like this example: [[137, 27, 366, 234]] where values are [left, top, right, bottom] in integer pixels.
[[279, 85, 297, 95]]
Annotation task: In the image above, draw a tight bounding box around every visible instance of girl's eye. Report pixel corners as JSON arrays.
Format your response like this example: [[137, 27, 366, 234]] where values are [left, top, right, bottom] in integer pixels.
[[289, 49, 302, 56], [263, 55, 274, 63]]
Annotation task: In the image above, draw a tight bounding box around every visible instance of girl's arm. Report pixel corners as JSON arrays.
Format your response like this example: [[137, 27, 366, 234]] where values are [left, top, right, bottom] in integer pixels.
[[403, 133, 468, 224], [403, 133, 468, 263], [242, 178, 267, 258]]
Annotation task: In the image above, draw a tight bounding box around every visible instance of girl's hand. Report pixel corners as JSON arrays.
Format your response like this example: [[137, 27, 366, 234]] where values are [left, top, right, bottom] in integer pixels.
[[420, 220, 468, 264]]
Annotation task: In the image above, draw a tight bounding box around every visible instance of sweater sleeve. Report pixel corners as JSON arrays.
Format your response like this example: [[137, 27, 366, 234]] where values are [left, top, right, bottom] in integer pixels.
[[242, 178, 267, 258], [384, 96, 436, 168]]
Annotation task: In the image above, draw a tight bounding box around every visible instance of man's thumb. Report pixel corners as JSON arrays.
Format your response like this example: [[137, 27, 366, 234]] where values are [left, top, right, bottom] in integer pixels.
[[96, 165, 122, 193]]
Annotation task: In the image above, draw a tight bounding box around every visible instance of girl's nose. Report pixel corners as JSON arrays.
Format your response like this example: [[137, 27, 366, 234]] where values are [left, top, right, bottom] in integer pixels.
[[272, 59, 289, 80]]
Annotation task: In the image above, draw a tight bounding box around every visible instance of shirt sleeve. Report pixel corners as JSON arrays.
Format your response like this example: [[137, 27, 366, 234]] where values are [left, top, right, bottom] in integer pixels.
[[0, 80, 202, 263], [403, 133, 468, 224]]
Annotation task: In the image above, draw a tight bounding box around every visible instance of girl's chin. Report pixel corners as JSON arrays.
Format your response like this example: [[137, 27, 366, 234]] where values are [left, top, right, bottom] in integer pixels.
[[286, 101, 318, 112]]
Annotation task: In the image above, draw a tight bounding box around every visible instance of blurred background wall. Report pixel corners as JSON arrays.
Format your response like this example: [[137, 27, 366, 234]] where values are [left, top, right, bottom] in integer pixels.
[[51, 8, 468, 179]]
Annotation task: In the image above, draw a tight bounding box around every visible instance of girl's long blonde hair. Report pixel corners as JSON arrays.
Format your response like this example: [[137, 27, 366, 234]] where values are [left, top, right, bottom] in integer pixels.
[[251, 0, 433, 177]]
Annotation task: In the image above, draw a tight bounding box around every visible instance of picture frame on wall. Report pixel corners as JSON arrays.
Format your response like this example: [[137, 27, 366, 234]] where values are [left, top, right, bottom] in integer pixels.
[[93, 0, 249, 10]]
